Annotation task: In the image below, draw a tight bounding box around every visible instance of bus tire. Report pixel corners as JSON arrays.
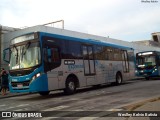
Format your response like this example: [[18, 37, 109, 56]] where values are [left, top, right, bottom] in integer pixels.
[[116, 72, 122, 85], [64, 77, 76, 95], [39, 91, 50, 96]]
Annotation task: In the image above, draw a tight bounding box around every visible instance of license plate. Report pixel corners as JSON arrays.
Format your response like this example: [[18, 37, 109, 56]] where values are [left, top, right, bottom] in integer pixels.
[[17, 84, 23, 88], [144, 74, 148, 76]]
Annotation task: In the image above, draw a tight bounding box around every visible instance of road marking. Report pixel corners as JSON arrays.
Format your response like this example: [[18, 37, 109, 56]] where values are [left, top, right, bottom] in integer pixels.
[[15, 109, 23, 111], [2, 104, 29, 110], [42, 105, 69, 111], [17, 104, 29, 107], [0, 104, 6, 107], [79, 117, 98, 120], [41, 117, 59, 120], [108, 108, 123, 111], [8, 107, 15, 109], [41, 106, 70, 120]]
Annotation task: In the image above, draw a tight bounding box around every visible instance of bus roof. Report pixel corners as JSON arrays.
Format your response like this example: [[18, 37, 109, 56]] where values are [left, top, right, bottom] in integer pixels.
[[40, 32, 133, 50]]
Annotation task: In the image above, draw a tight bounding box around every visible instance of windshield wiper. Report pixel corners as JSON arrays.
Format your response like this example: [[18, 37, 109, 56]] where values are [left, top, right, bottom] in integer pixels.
[[13, 45, 19, 64], [21, 42, 31, 60]]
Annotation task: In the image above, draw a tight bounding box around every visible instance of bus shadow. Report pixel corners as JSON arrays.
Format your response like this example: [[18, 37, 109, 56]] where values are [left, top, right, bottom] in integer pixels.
[[18, 91, 66, 101], [146, 78, 160, 81], [135, 77, 160, 81], [19, 81, 134, 101]]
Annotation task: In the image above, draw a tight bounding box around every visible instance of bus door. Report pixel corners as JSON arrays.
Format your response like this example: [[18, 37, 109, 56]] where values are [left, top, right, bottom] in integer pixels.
[[122, 50, 129, 73], [43, 40, 62, 90], [82, 45, 96, 85]]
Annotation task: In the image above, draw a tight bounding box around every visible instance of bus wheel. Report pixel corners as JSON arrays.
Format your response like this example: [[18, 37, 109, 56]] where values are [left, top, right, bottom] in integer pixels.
[[116, 73, 122, 85], [64, 77, 76, 95], [39, 91, 50, 96], [145, 77, 149, 80]]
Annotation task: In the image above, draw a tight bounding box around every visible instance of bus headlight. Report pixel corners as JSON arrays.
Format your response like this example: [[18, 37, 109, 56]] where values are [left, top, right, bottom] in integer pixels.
[[32, 73, 41, 81], [36, 73, 41, 77], [152, 68, 157, 73]]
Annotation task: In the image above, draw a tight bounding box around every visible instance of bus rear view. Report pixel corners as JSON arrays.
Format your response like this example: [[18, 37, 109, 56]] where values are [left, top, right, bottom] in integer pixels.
[[136, 51, 160, 80]]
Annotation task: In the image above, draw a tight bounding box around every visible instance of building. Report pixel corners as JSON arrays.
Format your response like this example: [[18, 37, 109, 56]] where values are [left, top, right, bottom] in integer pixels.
[[0, 25, 20, 69], [133, 32, 160, 47]]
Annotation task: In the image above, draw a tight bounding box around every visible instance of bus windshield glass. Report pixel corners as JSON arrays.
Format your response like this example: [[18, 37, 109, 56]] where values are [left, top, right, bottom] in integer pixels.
[[10, 42, 41, 70], [137, 55, 156, 67]]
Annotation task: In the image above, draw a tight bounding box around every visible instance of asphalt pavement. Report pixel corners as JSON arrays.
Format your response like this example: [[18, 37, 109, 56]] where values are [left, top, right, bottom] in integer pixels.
[[0, 91, 160, 120], [0, 90, 29, 99], [122, 97, 160, 120]]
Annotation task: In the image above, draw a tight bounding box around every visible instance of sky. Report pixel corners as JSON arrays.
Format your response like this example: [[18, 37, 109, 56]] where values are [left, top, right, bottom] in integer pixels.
[[0, 0, 160, 41]]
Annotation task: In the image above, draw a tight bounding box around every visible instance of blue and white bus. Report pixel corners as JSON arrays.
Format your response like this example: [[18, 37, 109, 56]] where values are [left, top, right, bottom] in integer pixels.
[[136, 51, 160, 80], [3, 31, 135, 95]]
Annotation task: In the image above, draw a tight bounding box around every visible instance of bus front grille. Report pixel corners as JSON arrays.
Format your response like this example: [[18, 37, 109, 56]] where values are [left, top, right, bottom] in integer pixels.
[[139, 72, 152, 76], [11, 81, 30, 87]]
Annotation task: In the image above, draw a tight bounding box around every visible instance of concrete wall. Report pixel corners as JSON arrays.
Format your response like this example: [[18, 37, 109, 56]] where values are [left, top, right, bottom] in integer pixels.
[[152, 32, 160, 43]]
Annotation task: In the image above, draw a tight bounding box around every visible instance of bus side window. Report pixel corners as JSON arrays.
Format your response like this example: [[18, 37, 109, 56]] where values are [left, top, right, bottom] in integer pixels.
[[44, 46, 61, 72], [44, 47, 60, 63], [47, 48, 52, 63], [43, 48, 48, 62], [50, 47, 60, 63]]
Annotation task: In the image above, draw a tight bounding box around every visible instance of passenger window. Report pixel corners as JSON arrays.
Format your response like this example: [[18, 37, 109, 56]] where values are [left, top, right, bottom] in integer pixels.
[[50, 47, 60, 63]]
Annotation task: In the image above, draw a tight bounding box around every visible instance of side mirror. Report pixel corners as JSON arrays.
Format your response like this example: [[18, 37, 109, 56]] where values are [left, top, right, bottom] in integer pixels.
[[47, 48, 51, 57], [47, 48, 52, 63], [43, 48, 52, 63], [158, 56, 160, 66], [3, 48, 10, 63]]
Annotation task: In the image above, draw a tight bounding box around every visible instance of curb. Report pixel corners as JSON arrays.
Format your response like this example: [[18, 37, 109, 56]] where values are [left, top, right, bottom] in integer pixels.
[[0, 92, 35, 99], [120, 96, 160, 111]]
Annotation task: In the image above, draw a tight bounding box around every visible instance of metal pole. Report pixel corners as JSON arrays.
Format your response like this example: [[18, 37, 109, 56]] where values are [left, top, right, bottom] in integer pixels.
[[42, 20, 64, 29], [62, 20, 64, 29]]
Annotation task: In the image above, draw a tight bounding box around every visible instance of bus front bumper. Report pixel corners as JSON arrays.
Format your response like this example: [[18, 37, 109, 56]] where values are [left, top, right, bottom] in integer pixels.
[[9, 74, 48, 93], [135, 70, 159, 78]]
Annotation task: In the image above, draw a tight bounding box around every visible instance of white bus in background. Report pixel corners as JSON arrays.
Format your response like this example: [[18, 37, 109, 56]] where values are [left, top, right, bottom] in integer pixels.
[[3, 31, 135, 95]]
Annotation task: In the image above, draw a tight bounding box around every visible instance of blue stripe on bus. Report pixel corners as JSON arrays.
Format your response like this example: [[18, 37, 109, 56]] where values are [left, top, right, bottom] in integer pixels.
[[39, 32, 133, 50]]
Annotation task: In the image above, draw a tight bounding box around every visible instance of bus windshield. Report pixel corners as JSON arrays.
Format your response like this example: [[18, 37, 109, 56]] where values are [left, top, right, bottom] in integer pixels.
[[137, 55, 156, 67], [10, 42, 41, 70]]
